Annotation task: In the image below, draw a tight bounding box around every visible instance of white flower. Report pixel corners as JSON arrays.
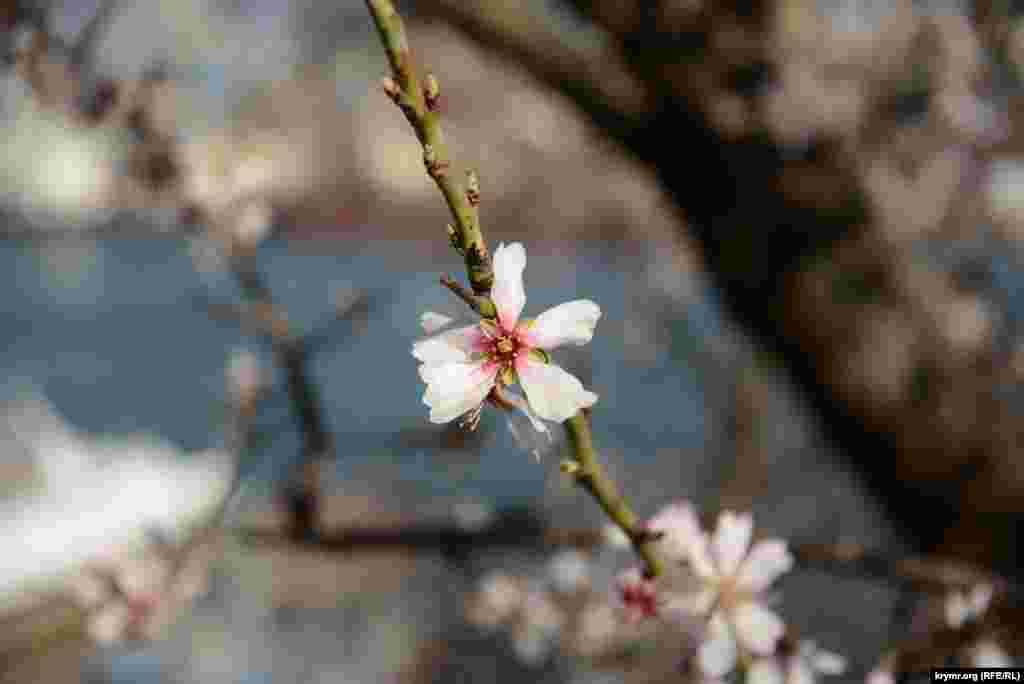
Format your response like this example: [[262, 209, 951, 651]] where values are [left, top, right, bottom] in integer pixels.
[[413, 242, 600, 426], [687, 511, 793, 677]]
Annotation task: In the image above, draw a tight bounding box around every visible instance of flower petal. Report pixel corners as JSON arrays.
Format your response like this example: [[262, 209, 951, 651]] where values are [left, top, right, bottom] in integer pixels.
[[731, 602, 785, 656], [413, 325, 487, 363], [698, 611, 738, 677], [712, 511, 754, 577], [735, 539, 793, 593], [647, 500, 704, 563], [420, 310, 455, 335], [523, 299, 601, 350], [421, 361, 498, 423], [811, 649, 847, 676], [491, 242, 527, 330], [502, 389, 554, 461], [515, 356, 597, 422], [747, 659, 785, 684]]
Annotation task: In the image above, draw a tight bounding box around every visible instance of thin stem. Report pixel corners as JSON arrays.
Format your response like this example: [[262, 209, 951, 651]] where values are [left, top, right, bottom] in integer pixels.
[[364, 0, 494, 300], [564, 411, 663, 578], [363, 0, 663, 579]]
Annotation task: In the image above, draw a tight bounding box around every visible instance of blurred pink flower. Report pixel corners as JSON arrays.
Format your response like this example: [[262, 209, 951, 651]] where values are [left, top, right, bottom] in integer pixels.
[[683, 511, 793, 677], [413, 242, 600, 427]]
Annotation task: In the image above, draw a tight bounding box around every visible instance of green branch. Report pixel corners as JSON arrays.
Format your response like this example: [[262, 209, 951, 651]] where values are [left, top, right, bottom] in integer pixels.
[[364, 0, 494, 304], [363, 0, 661, 579], [564, 412, 663, 578]]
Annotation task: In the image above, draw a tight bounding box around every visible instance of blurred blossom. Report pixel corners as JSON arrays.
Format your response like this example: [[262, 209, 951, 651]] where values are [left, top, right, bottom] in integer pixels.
[[0, 106, 123, 226], [547, 550, 590, 594], [451, 498, 494, 532], [227, 348, 268, 407], [986, 159, 1024, 225], [970, 640, 1013, 668], [602, 523, 632, 549], [512, 590, 566, 665], [0, 397, 232, 616], [233, 200, 274, 250], [467, 572, 524, 629], [866, 669, 896, 684]]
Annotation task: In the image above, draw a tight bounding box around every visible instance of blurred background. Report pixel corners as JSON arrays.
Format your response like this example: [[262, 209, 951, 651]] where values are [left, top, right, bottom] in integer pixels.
[[0, 0, 1022, 681]]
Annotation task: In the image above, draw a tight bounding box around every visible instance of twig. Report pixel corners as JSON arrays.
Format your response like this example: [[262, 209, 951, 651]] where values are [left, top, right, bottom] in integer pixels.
[[364, 0, 663, 579]]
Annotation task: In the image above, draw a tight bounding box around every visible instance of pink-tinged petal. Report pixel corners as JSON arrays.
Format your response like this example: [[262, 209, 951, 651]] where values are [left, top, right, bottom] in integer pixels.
[[747, 659, 785, 684], [491, 242, 527, 330], [522, 299, 601, 350], [698, 611, 738, 677], [647, 500, 704, 563], [420, 310, 455, 335], [664, 586, 718, 618], [712, 511, 754, 577], [420, 361, 498, 423], [515, 356, 597, 422], [731, 602, 785, 655], [687, 534, 717, 581], [866, 670, 896, 684], [413, 325, 488, 363], [735, 539, 793, 593]]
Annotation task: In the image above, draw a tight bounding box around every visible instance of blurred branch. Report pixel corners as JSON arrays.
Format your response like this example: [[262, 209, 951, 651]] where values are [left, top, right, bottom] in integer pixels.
[[413, 0, 650, 123], [228, 255, 329, 541]]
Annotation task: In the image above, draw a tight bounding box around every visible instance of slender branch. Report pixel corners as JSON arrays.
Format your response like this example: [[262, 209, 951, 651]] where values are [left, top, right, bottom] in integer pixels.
[[229, 255, 328, 541], [364, 0, 663, 580], [364, 0, 494, 300], [563, 411, 663, 578]]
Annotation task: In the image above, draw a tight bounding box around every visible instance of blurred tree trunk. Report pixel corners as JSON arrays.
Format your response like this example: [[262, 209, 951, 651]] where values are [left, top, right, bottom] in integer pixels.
[[416, 0, 1024, 572]]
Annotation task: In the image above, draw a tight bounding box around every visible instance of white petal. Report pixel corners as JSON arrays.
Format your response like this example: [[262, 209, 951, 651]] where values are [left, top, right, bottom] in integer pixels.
[[412, 325, 486, 363], [788, 660, 816, 684], [747, 659, 785, 684], [524, 299, 601, 350], [502, 389, 554, 461], [735, 540, 793, 593], [420, 310, 455, 335], [420, 361, 498, 423], [647, 500, 705, 563], [811, 649, 847, 676], [866, 670, 896, 684], [968, 583, 994, 619], [732, 602, 785, 655], [698, 612, 738, 677], [515, 357, 597, 422], [712, 511, 754, 577], [688, 535, 718, 581], [88, 600, 133, 645], [491, 242, 527, 330]]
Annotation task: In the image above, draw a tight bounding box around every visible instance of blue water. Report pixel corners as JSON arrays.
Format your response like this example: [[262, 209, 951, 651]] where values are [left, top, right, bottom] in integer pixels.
[[1, 238, 715, 507]]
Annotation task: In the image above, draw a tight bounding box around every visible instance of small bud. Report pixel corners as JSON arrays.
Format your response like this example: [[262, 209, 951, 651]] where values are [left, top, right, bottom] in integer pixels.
[[381, 76, 401, 103], [424, 73, 440, 111], [466, 170, 481, 206], [559, 460, 580, 475], [423, 144, 448, 176], [447, 223, 465, 255]]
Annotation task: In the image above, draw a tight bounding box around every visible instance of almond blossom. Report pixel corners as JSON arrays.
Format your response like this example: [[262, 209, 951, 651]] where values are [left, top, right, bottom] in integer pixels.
[[413, 242, 600, 428], [614, 503, 794, 678], [688, 511, 793, 677]]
